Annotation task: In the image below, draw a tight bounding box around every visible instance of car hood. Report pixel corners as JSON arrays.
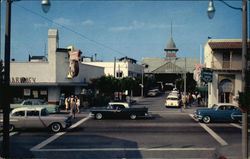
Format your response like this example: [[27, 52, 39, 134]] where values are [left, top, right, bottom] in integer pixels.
[[195, 108, 212, 113]]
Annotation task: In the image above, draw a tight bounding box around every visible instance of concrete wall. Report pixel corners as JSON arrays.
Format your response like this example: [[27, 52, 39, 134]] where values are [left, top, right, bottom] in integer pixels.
[[10, 62, 54, 82]]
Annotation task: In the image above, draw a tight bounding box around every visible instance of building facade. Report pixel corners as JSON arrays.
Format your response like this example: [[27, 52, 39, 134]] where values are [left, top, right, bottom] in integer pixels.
[[204, 39, 250, 107], [83, 57, 143, 79], [10, 29, 104, 104], [141, 29, 199, 90]]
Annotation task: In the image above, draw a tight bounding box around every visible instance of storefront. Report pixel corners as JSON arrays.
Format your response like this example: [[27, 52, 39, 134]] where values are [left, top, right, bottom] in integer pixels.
[[10, 29, 104, 105]]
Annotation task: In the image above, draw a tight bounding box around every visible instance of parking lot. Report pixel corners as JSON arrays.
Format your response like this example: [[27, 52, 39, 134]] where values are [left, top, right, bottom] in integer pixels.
[[0, 94, 249, 159]]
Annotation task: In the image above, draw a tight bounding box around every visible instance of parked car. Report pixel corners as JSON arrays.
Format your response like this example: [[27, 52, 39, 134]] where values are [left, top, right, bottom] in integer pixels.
[[0, 107, 72, 132], [193, 103, 241, 123], [11, 99, 59, 113], [165, 95, 180, 108], [147, 89, 160, 97], [90, 104, 149, 120]]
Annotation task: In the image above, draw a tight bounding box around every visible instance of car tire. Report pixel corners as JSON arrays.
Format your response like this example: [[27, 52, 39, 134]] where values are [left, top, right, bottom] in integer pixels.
[[130, 114, 137, 120], [9, 124, 15, 132], [95, 113, 103, 120], [50, 122, 62, 133], [202, 116, 211, 124]]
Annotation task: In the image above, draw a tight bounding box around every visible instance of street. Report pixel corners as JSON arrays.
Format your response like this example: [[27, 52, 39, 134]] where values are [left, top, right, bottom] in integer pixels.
[[0, 94, 248, 159]]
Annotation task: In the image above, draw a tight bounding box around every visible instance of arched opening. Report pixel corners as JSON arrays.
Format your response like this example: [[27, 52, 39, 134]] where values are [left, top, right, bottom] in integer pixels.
[[218, 79, 233, 103]]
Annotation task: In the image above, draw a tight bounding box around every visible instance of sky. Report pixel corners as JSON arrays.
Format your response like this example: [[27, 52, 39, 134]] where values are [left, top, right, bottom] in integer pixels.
[[0, 0, 245, 63]]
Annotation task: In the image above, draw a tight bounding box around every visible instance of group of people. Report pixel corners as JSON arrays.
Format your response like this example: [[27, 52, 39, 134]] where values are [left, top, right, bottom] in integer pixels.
[[65, 95, 80, 118], [181, 92, 202, 109]]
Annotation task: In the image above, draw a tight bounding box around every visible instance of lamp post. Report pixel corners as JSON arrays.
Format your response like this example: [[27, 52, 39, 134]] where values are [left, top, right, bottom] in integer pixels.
[[207, 0, 248, 158], [140, 64, 147, 97], [141, 67, 144, 97], [2, 0, 51, 158]]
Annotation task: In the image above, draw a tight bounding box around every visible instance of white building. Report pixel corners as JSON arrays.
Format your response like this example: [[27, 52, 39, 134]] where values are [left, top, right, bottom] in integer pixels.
[[10, 29, 104, 105], [204, 39, 250, 107], [83, 57, 143, 78]]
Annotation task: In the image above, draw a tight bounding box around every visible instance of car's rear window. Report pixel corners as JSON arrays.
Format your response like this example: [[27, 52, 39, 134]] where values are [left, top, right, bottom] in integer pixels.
[[27, 111, 39, 116], [167, 97, 178, 100]]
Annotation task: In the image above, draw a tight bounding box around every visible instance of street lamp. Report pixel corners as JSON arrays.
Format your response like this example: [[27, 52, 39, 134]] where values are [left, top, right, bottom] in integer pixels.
[[140, 64, 147, 97], [207, 0, 248, 158], [2, 0, 51, 158]]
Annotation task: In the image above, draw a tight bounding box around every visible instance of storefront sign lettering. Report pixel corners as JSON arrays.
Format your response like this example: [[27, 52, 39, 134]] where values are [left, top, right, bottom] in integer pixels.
[[11, 77, 36, 83]]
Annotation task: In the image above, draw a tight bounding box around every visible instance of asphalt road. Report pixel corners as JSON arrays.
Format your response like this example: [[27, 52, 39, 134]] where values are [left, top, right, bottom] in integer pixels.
[[0, 93, 249, 159]]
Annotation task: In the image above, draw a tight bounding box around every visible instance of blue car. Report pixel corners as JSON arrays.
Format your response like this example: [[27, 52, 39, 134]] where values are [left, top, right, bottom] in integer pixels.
[[193, 103, 242, 123]]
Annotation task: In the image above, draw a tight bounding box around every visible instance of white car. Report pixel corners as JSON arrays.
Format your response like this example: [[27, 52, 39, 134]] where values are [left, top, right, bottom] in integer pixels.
[[165, 95, 180, 108], [0, 107, 72, 132]]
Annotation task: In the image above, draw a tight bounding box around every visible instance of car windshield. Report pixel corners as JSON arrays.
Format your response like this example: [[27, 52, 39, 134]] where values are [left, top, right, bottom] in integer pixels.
[[211, 104, 219, 110]]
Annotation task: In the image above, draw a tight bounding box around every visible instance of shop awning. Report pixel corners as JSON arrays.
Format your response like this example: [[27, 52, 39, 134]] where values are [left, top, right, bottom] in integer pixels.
[[197, 86, 208, 92]]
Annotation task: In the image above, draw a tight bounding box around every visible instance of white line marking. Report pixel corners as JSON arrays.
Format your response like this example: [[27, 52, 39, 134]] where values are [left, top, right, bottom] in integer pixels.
[[30, 116, 90, 151], [0, 132, 18, 142], [32, 147, 216, 152], [230, 123, 250, 132], [189, 114, 228, 146]]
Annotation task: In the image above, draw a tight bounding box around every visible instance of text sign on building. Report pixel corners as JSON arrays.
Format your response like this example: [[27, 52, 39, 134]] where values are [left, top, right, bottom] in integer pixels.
[[201, 69, 213, 83]]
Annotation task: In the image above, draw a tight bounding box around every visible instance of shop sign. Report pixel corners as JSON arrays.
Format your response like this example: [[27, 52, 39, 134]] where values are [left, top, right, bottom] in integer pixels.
[[67, 48, 82, 79], [201, 69, 213, 83], [11, 77, 36, 83]]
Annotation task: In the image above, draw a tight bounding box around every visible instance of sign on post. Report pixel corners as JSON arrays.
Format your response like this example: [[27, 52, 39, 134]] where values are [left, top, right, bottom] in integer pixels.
[[201, 69, 213, 83]]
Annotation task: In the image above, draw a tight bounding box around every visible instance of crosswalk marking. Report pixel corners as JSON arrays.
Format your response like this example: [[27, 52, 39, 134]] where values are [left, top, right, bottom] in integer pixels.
[[189, 114, 228, 146], [30, 116, 90, 151]]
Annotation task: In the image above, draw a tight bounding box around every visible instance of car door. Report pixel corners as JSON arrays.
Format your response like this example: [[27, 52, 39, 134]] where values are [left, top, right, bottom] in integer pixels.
[[10, 110, 26, 128], [213, 106, 227, 121], [215, 106, 234, 122], [25, 110, 43, 128]]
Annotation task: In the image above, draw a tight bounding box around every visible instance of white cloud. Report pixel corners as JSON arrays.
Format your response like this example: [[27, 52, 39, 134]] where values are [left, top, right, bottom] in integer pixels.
[[109, 21, 145, 32], [53, 18, 72, 26], [81, 20, 94, 25], [109, 20, 174, 32], [33, 23, 49, 28]]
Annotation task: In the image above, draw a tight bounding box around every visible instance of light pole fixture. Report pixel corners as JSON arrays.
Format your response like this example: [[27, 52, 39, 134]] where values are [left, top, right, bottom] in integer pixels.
[[2, 0, 51, 158], [207, 0, 215, 19], [207, 0, 248, 158], [41, 0, 51, 13]]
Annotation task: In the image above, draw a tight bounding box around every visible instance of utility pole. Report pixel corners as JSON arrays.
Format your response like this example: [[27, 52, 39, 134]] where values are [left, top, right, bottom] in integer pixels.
[[141, 66, 144, 97], [241, 0, 248, 158], [2, 0, 12, 157], [184, 57, 187, 97], [114, 57, 116, 78]]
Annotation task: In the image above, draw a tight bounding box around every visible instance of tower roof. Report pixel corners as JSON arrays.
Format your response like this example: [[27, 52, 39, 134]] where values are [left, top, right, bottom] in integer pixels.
[[164, 37, 178, 51], [164, 22, 178, 52]]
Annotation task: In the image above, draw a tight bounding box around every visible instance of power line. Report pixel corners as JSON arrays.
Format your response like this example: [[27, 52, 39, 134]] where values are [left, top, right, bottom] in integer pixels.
[[14, 4, 127, 58]]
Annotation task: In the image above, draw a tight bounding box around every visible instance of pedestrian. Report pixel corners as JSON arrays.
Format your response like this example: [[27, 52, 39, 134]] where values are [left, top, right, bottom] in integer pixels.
[[75, 95, 80, 114], [197, 93, 201, 106], [64, 96, 70, 113], [182, 95, 188, 109], [70, 95, 76, 119]]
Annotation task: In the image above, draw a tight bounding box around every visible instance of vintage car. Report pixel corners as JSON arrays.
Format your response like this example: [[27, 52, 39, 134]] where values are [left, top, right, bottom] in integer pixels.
[[90, 104, 149, 120], [193, 103, 241, 123], [165, 95, 180, 108], [147, 89, 160, 97], [11, 99, 59, 113], [0, 107, 72, 132]]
